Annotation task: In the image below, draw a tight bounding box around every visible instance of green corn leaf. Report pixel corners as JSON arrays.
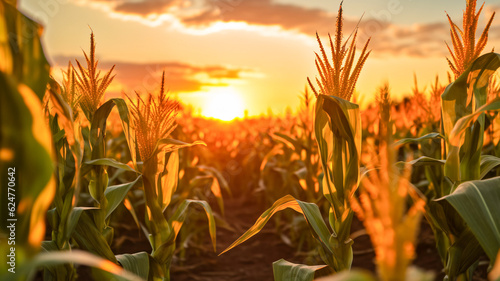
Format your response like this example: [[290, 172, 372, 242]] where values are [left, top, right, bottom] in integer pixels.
[[443, 230, 483, 279], [441, 52, 500, 182], [439, 177, 500, 263], [209, 176, 225, 216], [442, 53, 500, 140], [0, 72, 55, 261], [105, 176, 142, 219], [89, 98, 135, 163], [314, 270, 376, 281], [315, 94, 360, 213], [198, 165, 232, 197], [116, 252, 150, 280], [72, 209, 117, 263], [1, 250, 144, 281], [52, 129, 66, 144], [88, 180, 99, 204], [445, 98, 500, 182], [39, 241, 67, 280], [393, 132, 444, 147], [168, 199, 217, 252], [396, 156, 446, 168], [82, 158, 138, 176], [65, 207, 86, 242], [272, 259, 331, 281], [220, 195, 333, 257], [189, 175, 225, 215], [480, 155, 500, 179], [41, 241, 59, 253], [47, 78, 78, 148], [273, 132, 304, 152], [196, 165, 231, 215], [160, 150, 179, 211], [154, 138, 207, 156]]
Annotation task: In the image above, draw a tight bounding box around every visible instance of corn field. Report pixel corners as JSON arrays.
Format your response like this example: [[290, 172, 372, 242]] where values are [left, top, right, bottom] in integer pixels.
[[2, 0, 500, 281]]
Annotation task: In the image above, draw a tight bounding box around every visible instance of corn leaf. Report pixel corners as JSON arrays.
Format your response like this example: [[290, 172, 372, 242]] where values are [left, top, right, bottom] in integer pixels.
[[439, 177, 500, 263], [273, 132, 304, 152], [220, 195, 333, 257], [39, 241, 72, 280], [105, 176, 142, 219], [393, 133, 444, 147], [189, 175, 225, 216], [315, 94, 360, 212], [198, 165, 232, 196], [154, 138, 207, 155], [272, 259, 331, 281], [72, 209, 117, 263], [65, 207, 85, 242], [315, 270, 377, 281], [82, 158, 139, 175], [396, 156, 446, 168], [168, 199, 217, 252], [442, 53, 500, 182], [160, 151, 179, 211], [444, 229, 483, 279], [442, 53, 500, 139], [445, 98, 500, 182], [1, 250, 144, 281], [0, 72, 55, 264], [47, 78, 78, 147], [480, 155, 500, 179], [116, 252, 150, 280], [90, 99, 133, 160]]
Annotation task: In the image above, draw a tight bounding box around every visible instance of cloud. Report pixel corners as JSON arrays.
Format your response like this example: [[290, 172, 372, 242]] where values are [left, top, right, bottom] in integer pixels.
[[361, 22, 449, 57], [52, 55, 252, 93], [113, 0, 178, 15], [77, 0, 500, 58]]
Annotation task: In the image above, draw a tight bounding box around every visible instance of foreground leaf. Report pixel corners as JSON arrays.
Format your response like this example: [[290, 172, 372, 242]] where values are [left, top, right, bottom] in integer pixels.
[[273, 259, 330, 281], [315, 270, 376, 281], [116, 252, 150, 280], [1, 250, 144, 281], [439, 177, 500, 263], [480, 155, 500, 179], [0, 72, 55, 262]]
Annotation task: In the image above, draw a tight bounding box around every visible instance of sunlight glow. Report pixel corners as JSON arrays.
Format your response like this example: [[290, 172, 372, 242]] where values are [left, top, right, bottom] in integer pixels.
[[202, 88, 245, 121]]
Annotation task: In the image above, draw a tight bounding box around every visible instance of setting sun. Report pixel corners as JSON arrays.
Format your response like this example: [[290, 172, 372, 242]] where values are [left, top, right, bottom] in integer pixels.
[[202, 88, 245, 121]]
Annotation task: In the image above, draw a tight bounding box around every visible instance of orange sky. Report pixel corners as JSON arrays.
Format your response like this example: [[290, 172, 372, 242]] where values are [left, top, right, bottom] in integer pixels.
[[19, 0, 500, 119]]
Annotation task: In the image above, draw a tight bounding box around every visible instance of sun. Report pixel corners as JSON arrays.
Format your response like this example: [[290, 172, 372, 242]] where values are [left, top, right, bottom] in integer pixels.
[[202, 88, 245, 121]]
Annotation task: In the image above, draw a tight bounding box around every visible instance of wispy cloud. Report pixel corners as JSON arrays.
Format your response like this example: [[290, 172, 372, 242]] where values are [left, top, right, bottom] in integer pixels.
[[53, 55, 253, 93]]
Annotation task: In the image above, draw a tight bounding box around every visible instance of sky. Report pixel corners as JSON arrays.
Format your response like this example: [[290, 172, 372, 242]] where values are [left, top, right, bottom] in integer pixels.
[[18, 0, 500, 119]]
